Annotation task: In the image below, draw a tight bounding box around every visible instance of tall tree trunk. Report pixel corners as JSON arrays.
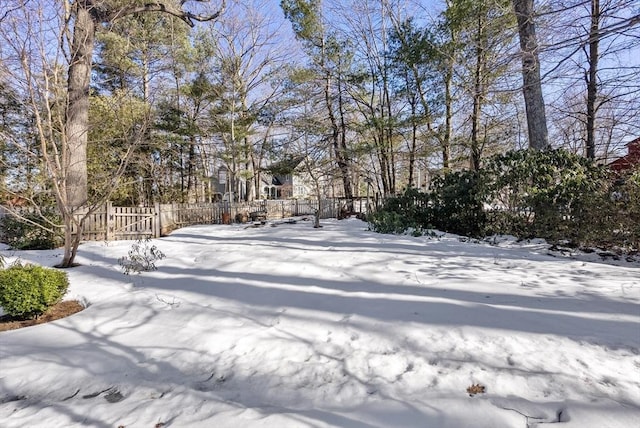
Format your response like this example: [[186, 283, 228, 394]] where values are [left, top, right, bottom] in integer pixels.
[[586, 0, 599, 159], [336, 56, 353, 203], [512, 0, 548, 150], [322, 43, 352, 202], [187, 136, 197, 201], [375, 132, 391, 195], [471, 15, 484, 172], [66, 1, 95, 207], [408, 96, 417, 187], [383, 79, 396, 195], [443, 65, 452, 170]]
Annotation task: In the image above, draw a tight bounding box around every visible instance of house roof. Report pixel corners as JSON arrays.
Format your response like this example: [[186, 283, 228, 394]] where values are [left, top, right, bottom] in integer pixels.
[[264, 155, 306, 176], [609, 137, 640, 172], [260, 174, 283, 186]]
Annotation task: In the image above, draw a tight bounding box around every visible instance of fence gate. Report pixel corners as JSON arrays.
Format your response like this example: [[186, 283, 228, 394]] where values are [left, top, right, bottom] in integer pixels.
[[106, 202, 160, 241]]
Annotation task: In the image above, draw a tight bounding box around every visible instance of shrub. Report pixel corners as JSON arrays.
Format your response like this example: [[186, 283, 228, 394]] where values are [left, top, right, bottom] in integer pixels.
[[118, 238, 166, 275], [483, 149, 611, 246], [368, 187, 433, 234], [430, 170, 488, 237], [368, 210, 410, 234], [608, 167, 640, 249], [367, 149, 633, 250], [0, 211, 63, 250], [368, 175, 488, 237], [0, 264, 69, 318]]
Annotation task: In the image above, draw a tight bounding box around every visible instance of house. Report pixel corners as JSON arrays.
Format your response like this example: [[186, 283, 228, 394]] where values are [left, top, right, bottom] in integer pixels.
[[208, 158, 315, 202], [260, 155, 314, 199], [609, 137, 640, 173]]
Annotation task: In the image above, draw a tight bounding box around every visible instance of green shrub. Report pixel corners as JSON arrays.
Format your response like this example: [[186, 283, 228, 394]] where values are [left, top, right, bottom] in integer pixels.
[[367, 149, 635, 250], [483, 149, 611, 246], [430, 170, 488, 237], [368, 174, 488, 237], [368, 187, 434, 234], [608, 167, 640, 249], [0, 264, 69, 318], [0, 211, 63, 250], [368, 210, 410, 234]]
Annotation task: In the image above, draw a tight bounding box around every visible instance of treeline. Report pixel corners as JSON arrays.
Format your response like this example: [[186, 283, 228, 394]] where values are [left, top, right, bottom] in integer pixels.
[[2, 1, 639, 207], [0, 0, 639, 266]]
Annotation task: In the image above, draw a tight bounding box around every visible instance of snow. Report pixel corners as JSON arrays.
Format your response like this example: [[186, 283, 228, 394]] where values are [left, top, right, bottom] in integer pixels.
[[1, 217, 639, 428]]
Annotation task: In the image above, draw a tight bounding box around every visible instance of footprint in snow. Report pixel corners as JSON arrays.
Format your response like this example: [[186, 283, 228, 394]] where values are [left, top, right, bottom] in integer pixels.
[[81, 387, 125, 403]]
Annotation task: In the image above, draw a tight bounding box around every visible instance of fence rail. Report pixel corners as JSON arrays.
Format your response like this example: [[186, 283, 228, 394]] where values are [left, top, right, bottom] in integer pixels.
[[1, 198, 372, 243]]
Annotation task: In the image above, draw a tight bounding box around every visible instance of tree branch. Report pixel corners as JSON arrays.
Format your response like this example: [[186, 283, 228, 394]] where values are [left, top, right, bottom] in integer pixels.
[[0, 0, 32, 23], [106, 0, 226, 27]]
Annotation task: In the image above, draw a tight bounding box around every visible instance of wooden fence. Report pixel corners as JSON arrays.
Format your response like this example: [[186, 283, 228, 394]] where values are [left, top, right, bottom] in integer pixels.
[[77, 202, 161, 241], [0, 198, 375, 243]]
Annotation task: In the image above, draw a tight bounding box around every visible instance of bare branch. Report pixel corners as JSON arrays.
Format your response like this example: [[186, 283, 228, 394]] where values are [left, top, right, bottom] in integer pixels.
[[0, 0, 31, 23], [106, 0, 226, 27]]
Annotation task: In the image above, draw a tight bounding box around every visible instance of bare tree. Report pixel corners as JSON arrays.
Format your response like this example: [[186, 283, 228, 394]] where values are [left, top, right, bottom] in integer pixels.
[[0, 0, 224, 267], [512, 0, 549, 150], [208, 0, 289, 202], [281, 0, 355, 204], [63, 0, 224, 208], [1, 3, 146, 266], [543, 0, 640, 159]]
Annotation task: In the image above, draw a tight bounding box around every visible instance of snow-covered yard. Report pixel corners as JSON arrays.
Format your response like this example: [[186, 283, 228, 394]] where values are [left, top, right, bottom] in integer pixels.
[[1, 218, 639, 427]]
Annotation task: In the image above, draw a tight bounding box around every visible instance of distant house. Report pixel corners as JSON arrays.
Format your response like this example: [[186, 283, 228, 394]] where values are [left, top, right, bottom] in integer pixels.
[[609, 137, 640, 173], [260, 156, 314, 199]]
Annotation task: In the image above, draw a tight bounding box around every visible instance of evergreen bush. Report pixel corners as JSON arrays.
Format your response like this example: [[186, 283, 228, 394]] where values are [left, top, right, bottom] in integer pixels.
[[0, 264, 69, 318], [0, 211, 63, 250], [608, 167, 640, 249], [430, 170, 488, 237], [368, 210, 409, 234], [368, 187, 433, 234], [367, 148, 633, 250], [483, 149, 611, 246]]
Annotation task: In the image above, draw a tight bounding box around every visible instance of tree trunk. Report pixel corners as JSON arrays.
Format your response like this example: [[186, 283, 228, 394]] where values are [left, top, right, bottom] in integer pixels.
[[408, 114, 417, 187], [187, 136, 196, 201], [336, 70, 353, 205], [65, 1, 95, 207], [443, 65, 452, 170], [586, 0, 599, 159], [471, 15, 484, 172], [59, 209, 83, 268], [322, 43, 352, 203], [512, 0, 549, 151]]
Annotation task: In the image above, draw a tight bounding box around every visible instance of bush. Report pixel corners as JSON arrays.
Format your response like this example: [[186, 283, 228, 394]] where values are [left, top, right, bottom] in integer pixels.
[[483, 149, 611, 246], [608, 167, 640, 249], [0, 264, 69, 318], [0, 211, 63, 250], [118, 238, 166, 275], [368, 210, 410, 234], [368, 149, 626, 248], [430, 170, 488, 237], [368, 187, 433, 234]]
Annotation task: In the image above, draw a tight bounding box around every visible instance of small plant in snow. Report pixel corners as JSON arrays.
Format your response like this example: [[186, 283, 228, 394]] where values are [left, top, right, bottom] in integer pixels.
[[118, 238, 165, 275]]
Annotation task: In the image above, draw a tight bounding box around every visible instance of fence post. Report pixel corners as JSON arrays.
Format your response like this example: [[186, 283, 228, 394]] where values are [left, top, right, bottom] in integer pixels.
[[106, 201, 114, 241], [154, 202, 161, 238]]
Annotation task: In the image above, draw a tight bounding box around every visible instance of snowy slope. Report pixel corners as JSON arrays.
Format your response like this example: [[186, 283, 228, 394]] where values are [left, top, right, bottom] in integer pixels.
[[1, 218, 639, 427]]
